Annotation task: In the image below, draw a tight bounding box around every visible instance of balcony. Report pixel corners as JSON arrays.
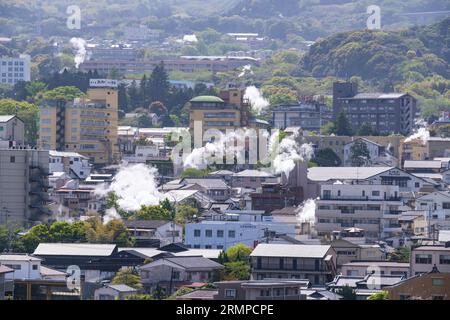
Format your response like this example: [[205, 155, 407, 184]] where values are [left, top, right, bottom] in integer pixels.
[[321, 196, 401, 202]]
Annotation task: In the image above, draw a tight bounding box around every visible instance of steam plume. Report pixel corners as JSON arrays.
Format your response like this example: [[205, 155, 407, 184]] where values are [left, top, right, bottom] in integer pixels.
[[70, 37, 87, 68], [244, 86, 269, 115]]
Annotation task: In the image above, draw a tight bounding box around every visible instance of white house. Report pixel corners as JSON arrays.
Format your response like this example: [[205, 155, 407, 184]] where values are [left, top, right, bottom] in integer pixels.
[[124, 220, 183, 246], [185, 219, 296, 250], [49, 150, 91, 179], [415, 191, 450, 229], [344, 138, 384, 166], [0, 255, 43, 280]]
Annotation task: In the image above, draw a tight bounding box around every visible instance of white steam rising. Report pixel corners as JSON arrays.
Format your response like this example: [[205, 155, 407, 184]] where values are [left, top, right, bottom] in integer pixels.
[[183, 131, 248, 169], [297, 199, 316, 224], [244, 86, 269, 115], [95, 164, 162, 212], [271, 129, 314, 179], [70, 37, 87, 68], [404, 127, 430, 144]]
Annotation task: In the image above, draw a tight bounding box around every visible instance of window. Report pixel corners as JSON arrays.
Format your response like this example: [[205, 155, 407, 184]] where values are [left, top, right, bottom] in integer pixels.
[[443, 203, 450, 209], [32, 265, 38, 270], [217, 245, 224, 249], [415, 182, 420, 188], [415, 254, 432, 264], [5, 264, 21, 270], [372, 191, 380, 196], [10, 156, 15, 163], [205, 245, 212, 249], [172, 271, 180, 280], [194, 229, 201, 237], [228, 230, 236, 238], [432, 278, 444, 286], [225, 289, 236, 298], [205, 230, 212, 238], [217, 230, 224, 238]]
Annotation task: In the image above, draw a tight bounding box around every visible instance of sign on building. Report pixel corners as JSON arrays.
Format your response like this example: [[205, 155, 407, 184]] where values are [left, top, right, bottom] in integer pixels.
[[89, 79, 118, 88]]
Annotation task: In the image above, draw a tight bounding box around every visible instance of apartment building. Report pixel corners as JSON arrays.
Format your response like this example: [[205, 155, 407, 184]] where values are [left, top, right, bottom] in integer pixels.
[[272, 99, 333, 133], [79, 56, 258, 75], [249, 244, 337, 285], [49, 150, 91, 179], [415, 191, 450, 232], [410, 246, 450, 275], [333, 82, 416, 135], [341, 261, 410, 277], [185, 211, 296, 249], [0, 148, 50, 225], [0, 54, 31, 85], [0, 115, 25, 145], [427, 137, 450, 159], [39, 80, 120, 165], [315, 184, 403, 241]]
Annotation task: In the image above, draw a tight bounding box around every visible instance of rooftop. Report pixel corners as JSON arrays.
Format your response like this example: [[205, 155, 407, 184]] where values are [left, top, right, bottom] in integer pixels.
[[190, 96, 224, 103], [404, 160, 442, 169], [142, 256, 223, 271], [124, 220, 172, 229], [342, 93, 408, 100], [106, 284, 138, 293], [0, 254, 42, 262], [183, 178, 229, 189], [413, 246, 450, 252], [34, 243, 117, 256], [49, 150, 88, 159], [0, 265, 14, 274], [232, 170, 275, 178], [0, 115, 17, 123], [177, 289, 218, 300], [308, 167, 393, 181], [250, 244, 332, 258]]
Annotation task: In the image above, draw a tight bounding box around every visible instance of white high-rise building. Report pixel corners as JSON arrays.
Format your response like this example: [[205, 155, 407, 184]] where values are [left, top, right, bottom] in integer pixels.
[[0, 54, 31, 85]]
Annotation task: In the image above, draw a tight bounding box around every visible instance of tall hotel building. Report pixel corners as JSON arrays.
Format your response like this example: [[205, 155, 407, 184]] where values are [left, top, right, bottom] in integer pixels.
[[39, 80, 120, 165]]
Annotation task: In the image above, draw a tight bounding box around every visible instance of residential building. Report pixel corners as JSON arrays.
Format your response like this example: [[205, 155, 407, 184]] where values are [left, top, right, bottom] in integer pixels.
[[250, 183, 303, 213], [403, 160, 442, 173], [0, 54, 31, 85], [214, 279, 309, 300], [140, 256, 224, 294], [39, 80, 120, 165], [341, 261, 410, 277], [0, 254, 43, 280], [343, 138, 397, 167], [327, 273, 405, 300], [231, 170, 278, 189], [315, 183, 403, 241], [79, 56, 258, 75], [49, 150, 92, 179], [94, 284, 137, 300], [163, 178, 231, 202], [330, 239, 385, 268], [415, 191, 450, 233], [427, 137, 450, 159], [385, 267, 450, 300], [249, 244, 337, 285], [332, 81, 416, 135], [307, 166, 433, 199], [410, 246, 450, 275], [399, 137, 428, 163], [177, 288, 218, 300], [0, 115, 25, 145], [272, 99, 333, 133], [185, 217, 295, 250], [0, 148, 50, 225], [33, 243, 143, 282], [124, 220, 183, 247], [87, 46, 139, 61]]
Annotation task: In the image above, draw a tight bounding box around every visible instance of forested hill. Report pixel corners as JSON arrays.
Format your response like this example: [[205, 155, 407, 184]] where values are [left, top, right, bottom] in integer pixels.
[[296, 17, 450, 83]]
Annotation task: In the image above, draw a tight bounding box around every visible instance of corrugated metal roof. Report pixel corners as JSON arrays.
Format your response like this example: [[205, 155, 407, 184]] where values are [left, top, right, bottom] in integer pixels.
[[308, 167, 392, 181], [0, 254, 42, 262], [33, 243, 117, 256], [250, 244, 331, 258], [107, 284, 137, 292]]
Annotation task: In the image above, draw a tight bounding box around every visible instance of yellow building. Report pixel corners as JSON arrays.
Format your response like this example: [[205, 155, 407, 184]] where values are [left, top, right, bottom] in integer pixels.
[[39, 86, 120, 165]]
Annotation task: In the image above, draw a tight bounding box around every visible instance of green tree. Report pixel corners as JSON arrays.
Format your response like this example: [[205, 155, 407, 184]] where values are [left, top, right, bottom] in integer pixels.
[[133, 205, 171, 220], [336, 285, 357, 300], [111, 267, 142, 289], [38, 86, 85, 102], [225, 244, 252, 262], [0, 225, 8, 252], [350, 139, 370, 167], [222, 261, 251, 281], [176, 205, 198, 224], [313, 148, 342, 167], [335, 111, 353, 136], [368, 291, 389, 300], [180, 168, 209, 178], [387, 246, 411, 263], [126, 294, 154, 300], [148, 62, 170, 104]]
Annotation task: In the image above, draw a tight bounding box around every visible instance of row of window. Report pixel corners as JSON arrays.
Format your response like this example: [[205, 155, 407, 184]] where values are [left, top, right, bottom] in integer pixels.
[[415, 254, 450, 264], [193, 229, 236, 238], [1, 61, 25, 66]]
